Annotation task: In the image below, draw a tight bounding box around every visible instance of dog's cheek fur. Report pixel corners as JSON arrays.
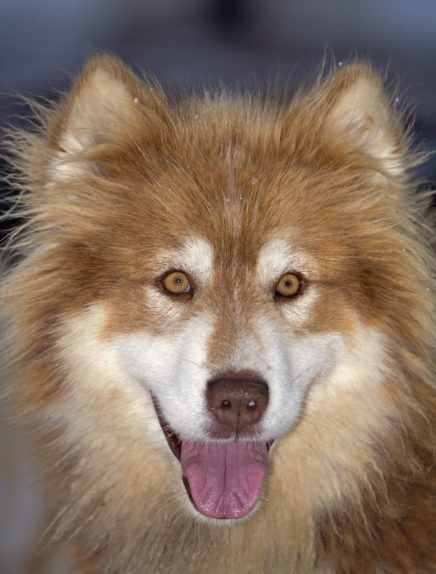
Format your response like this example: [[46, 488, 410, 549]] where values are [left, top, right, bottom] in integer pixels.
[[113, 312, 216, 441]]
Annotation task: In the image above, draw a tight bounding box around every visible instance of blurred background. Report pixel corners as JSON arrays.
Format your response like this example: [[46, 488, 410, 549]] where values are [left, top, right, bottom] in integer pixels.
[[0, 1, 435, 572]]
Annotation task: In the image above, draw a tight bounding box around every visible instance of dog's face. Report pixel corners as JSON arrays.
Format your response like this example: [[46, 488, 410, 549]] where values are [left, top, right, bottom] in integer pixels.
[[21, 57, 417, 523], [112, 231, 344, 519]]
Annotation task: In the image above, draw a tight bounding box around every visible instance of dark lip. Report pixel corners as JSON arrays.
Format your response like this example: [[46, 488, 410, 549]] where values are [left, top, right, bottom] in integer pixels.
[[151, 394, 274, 461], [151, 394, 182, 460]]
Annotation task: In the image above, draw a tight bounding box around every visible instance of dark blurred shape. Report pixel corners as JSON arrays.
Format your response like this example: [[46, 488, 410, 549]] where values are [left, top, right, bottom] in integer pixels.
[[214, 0, 246, 27]]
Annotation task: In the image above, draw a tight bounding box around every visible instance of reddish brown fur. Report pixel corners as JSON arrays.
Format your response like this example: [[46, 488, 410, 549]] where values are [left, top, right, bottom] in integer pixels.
[[1, 56, 436, 572]]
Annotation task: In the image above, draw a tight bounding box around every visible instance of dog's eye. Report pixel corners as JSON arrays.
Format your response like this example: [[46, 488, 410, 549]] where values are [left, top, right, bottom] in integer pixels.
[[162, 271, 191, 295], [275, 273, 301, 297]]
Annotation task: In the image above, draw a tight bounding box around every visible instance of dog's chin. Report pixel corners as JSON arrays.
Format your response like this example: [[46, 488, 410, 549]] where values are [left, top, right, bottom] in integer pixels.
[[151, 395, 273, 520]]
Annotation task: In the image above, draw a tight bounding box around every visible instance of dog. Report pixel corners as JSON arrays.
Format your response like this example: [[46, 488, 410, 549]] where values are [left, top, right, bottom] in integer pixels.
[[1, 55, 435, 573]]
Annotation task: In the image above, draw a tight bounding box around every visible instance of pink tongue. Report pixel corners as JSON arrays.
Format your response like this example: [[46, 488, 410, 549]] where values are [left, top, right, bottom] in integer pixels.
[[181, 441, 268, 519]]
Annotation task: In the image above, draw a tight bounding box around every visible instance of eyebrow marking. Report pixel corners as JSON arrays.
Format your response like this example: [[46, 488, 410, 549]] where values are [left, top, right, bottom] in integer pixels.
[[177, 237, 213, 282], [257, 238, 317, 286], [154, 237, 214, 287]]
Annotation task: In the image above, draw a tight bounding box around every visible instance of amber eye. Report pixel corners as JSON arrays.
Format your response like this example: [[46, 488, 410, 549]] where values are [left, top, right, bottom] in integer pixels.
[[276, 273, 301, 297], [162, 271, 191, 295]]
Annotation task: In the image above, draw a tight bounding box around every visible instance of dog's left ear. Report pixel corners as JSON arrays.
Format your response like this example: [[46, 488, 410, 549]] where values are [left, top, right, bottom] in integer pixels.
[[321, 64, 406, 176], [48, 55, 166, 178]]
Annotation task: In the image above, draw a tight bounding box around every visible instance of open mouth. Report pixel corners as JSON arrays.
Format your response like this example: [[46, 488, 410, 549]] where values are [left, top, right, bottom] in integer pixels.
[[152, 396, 272, 520]]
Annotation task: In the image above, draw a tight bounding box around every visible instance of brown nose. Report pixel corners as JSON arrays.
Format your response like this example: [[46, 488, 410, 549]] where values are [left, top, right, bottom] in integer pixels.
[[206, 375, 269, 436]]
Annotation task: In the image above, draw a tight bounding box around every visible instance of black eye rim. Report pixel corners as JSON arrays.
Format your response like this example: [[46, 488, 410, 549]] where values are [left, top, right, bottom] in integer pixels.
[[158, 268, 195, 298], [274, 271, 306, 300]]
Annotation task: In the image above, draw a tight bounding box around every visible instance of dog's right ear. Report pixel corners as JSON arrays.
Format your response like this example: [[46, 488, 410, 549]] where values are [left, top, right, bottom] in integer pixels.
[[320, 64, 407, 177], [48, 55, 166, 178]]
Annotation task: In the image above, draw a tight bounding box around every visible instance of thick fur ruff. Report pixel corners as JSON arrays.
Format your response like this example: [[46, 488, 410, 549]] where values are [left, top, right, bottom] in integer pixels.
[[1, 56, 436, 573]]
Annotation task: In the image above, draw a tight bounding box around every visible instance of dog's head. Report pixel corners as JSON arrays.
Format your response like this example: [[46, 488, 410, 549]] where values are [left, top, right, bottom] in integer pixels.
[[6, 56, 431, 523]]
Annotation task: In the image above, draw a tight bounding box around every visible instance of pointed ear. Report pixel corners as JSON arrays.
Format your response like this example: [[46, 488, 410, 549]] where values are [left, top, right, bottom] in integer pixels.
[[47, 55, 162, 177], [321, 65, 407, 176]]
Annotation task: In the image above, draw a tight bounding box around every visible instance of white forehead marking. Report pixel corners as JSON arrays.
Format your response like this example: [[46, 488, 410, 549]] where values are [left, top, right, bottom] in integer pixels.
[[156, 236, 213, 286], [257, 238, 317, 286]]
